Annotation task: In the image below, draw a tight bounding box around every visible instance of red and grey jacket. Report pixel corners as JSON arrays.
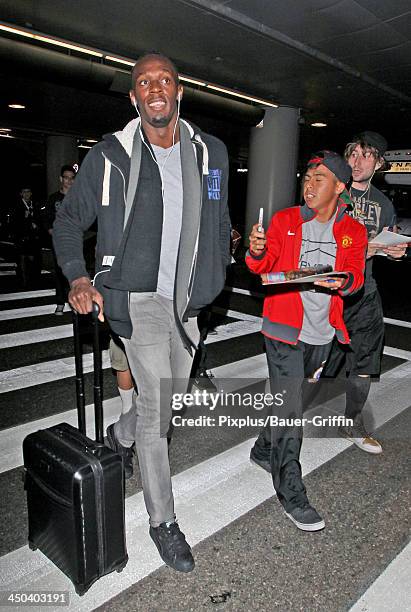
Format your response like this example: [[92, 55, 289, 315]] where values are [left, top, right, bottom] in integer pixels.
[[245, 202, 368, 345]]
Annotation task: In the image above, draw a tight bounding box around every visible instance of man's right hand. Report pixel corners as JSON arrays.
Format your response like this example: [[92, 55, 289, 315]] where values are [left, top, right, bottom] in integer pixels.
[[249, 223, 267, 254], [69, 277, 104, 321]]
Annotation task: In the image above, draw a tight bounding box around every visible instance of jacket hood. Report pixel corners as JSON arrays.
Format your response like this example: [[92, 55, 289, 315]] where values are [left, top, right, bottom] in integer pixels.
[[103, 117, 204, 158]]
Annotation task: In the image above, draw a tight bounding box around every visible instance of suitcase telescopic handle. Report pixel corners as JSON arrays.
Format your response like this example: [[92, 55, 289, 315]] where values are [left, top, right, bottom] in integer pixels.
[[91, 303, 104, 444], [72, 303, 104, 443]]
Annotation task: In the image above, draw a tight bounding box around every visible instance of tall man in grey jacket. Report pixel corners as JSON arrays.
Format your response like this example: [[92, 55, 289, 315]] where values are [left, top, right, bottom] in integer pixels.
[[53, 52, 231, 573]]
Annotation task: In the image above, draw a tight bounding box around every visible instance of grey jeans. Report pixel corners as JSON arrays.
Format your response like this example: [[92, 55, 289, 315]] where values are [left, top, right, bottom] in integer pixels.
[[115, 292, 199, 527]]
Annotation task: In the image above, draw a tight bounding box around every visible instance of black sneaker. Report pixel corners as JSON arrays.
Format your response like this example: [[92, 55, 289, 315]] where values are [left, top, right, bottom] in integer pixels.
[[106, 424, 134, 479], [249, 447, 271, 473], [193, 370, 217, 392], [285, 503, 325, 532], [149, 521, 195, 573]]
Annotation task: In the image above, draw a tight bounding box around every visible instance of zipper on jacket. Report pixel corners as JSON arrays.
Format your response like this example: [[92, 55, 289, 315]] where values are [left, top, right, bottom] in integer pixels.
[[171, 136, 204, 351], [187, 252, 198, 298], [182, 139, 204, 318]]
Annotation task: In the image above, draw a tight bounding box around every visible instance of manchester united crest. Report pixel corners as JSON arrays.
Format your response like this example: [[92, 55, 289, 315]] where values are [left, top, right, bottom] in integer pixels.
[[341, 235, 353, 248]]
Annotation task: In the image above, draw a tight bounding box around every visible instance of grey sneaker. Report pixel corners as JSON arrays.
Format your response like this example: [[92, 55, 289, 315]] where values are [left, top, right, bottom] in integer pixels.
[[250, 447, 271, 473], [338, 416, 382, 454], [150, 521, 194, 573], [285, 503, 325, 532], [106, 424, 134, 479]]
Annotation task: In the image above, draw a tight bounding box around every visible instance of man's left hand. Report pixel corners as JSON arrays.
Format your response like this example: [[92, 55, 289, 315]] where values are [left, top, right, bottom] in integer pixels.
[[381, 225, 408, 258], [383, 244, 408, 258]]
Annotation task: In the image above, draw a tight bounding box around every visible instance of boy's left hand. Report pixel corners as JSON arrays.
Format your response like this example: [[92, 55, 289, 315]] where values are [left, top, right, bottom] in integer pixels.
[[314, 277, 345, 290]]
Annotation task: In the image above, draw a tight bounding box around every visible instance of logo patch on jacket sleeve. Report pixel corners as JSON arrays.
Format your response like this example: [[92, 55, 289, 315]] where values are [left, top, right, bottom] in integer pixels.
[[207, 169, 221, 200], [341, 235, 353, 248]]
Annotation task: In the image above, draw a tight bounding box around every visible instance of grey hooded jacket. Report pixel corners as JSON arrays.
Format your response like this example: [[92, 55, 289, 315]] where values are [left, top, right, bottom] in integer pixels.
[[53, 118, 231, 350]]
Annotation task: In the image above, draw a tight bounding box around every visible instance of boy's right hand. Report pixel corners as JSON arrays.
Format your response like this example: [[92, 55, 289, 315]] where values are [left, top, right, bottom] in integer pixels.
[[249, 223, 267, 254]]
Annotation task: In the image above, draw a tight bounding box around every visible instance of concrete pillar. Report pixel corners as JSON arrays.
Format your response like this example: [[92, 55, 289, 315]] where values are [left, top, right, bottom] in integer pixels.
[[46, 135, 78, 196], [245, 107, 300, 235]]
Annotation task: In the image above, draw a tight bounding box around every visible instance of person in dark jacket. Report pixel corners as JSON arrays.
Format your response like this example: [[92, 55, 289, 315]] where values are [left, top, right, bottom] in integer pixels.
[[323, 132, 408, 453], [12, 187, 42, 287], [43, 165, 76, 314], [53, 52, 231, 573]]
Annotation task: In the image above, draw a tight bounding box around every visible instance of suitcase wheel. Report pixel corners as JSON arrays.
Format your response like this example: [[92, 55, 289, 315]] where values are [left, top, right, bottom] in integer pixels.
[[28, 542, 37, 551]]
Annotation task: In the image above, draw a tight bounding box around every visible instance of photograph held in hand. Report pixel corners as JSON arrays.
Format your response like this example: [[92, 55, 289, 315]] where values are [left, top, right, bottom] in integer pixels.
[[261, 265, 348, 285]]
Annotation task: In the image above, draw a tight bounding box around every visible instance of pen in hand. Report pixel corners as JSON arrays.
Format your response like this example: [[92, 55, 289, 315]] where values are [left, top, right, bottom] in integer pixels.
[[258, 207, 264, 232]]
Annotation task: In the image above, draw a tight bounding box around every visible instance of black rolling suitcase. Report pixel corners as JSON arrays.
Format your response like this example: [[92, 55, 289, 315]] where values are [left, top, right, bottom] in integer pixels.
[[23, 305, 128, 596]]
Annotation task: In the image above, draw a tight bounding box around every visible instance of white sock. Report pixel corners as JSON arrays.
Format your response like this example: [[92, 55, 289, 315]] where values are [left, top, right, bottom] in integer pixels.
[[119, 387, 134, 414]]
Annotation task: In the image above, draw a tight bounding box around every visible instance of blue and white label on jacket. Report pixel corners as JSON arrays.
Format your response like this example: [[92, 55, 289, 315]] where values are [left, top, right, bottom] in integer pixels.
[[207, 169, 221, 200]]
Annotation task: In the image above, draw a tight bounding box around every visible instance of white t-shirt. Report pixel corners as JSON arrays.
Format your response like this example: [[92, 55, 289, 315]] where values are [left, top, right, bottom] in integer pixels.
[[299, 214, 337, 345], [152, 143, 183, 300]]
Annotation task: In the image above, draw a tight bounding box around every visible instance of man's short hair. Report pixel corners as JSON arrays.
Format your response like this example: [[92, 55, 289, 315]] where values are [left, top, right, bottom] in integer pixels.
[[131, 52, 179, 88], [60, 165, 76, 177]]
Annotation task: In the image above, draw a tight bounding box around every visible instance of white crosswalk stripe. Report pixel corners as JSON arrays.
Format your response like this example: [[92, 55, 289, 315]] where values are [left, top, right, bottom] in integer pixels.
[[349, 542, 411, 612], [0, 332, 408, 396], [0, 324, 72, 349], [0, 289, 55, 301], [0, 269, 51, 276], [0, 304, 59, 320]]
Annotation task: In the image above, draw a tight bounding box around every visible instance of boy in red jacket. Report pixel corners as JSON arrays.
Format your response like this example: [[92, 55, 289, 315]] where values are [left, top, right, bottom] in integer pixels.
[[246, 151, 367, 531]]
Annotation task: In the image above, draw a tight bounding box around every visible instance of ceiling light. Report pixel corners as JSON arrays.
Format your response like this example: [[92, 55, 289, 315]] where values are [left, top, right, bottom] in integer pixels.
[[0, 127, 11, 132], [8, 104, 25, 109], [105, 55, 135, 67], [311, 122, 327, 127], [34, 35, 103, 56], [0, 24, 34, 38], [206, 84, 278, 107], [237, 168, 248, 173], [85, 139, 98, 143], [0, 133, 14, 138], [0, 23, 102, 57], [180, 75, 207, 87], [78, 144, 92, 149]]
